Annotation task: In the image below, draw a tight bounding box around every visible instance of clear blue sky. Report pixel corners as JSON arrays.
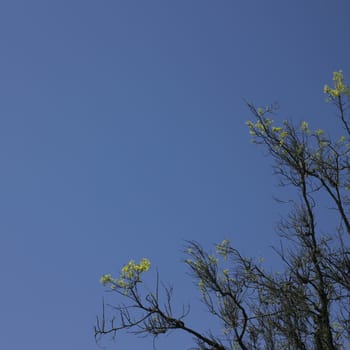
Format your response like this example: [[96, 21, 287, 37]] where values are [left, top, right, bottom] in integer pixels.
[[1, 1, 350, 349]]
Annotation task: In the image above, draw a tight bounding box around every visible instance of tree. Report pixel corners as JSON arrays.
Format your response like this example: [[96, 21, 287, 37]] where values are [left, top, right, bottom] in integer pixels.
[[95, 71, 350, 349]]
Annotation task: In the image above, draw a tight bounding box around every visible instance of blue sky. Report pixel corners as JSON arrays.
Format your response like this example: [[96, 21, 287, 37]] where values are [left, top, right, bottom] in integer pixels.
[[1, 1, 350, 349]]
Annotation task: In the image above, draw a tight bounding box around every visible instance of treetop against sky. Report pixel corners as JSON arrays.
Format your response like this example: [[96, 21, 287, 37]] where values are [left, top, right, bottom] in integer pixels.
[[1, 2, 350, 349]]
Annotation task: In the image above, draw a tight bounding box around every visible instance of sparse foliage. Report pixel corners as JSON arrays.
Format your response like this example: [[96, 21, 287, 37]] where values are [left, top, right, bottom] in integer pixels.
[[96, 71, 350, 349]]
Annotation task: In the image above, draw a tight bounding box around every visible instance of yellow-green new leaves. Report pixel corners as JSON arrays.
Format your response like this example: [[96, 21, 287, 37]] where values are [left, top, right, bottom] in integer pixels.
[[216, 239, 230, 260], [246, 116, 288, 146], [247, 72, 350, 162], [247, 117, 313, 147], [100, 258, 151, 290], [324, 70, 350, 99], [315, 129, 324, 136], [121, 258, 151, 277], [246, 117, 274, 137], [100, 274, 114, 285], [300, 121, 309, 134], [338, 135, 346, 143]]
